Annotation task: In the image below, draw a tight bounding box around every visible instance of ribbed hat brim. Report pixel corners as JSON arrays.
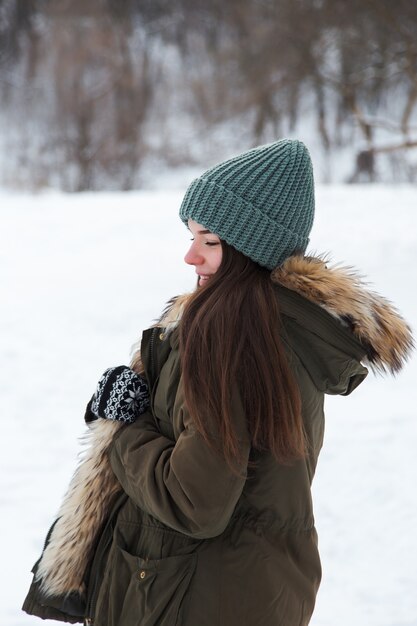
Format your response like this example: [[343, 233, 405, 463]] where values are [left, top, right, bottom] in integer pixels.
[[180, 177, 309, 269]]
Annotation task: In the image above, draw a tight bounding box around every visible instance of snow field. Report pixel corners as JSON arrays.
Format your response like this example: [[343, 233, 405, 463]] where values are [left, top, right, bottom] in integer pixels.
[[0, 185, 416, 626]]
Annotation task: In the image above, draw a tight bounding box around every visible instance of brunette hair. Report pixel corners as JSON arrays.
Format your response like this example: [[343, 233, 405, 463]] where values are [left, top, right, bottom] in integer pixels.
[[179, 241, 306, 469]]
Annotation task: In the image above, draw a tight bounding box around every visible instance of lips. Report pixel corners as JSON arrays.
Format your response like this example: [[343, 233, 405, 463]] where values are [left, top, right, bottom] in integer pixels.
[[198, 274, 211, 285]]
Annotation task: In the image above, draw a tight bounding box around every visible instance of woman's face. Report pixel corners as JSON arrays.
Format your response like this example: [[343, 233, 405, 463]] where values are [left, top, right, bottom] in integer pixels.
[[184, 219, 222, 287]]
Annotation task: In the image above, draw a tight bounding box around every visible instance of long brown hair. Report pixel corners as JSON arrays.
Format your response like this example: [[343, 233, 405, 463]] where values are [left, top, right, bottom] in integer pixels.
[[179, 241, 306, 469]]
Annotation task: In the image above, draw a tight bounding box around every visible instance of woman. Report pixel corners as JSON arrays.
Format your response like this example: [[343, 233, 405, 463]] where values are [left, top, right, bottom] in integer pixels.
[[23, 140, 413, 626]]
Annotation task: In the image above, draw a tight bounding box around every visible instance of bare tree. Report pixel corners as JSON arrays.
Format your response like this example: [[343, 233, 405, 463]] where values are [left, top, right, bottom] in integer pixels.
[[1, 0, 417, 188]]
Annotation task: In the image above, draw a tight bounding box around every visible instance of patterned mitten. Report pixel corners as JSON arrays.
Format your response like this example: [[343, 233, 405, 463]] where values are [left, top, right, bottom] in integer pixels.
[[85, 366, 150, 424]]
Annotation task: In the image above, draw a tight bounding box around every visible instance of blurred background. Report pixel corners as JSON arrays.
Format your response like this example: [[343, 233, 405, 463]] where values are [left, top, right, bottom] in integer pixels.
[[1, 0, 417, 191]]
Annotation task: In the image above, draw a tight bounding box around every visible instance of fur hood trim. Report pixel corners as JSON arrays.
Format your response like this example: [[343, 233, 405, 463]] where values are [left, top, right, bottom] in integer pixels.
[[271, 255, 413, 374]]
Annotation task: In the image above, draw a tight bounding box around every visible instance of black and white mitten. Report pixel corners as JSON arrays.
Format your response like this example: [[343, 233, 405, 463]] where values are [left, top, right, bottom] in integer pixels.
[[85, 366, 150, 424]]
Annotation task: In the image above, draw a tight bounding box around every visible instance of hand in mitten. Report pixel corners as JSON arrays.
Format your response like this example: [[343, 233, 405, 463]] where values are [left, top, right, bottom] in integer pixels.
[[84, 366, 150, 425]]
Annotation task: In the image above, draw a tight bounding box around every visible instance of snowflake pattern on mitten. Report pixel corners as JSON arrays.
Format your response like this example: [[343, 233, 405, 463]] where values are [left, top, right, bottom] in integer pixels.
[[90, 366, 150, 423]]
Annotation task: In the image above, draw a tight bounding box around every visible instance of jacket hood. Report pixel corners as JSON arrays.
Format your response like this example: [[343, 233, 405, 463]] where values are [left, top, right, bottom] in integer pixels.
[[271, 255, 413, 376]]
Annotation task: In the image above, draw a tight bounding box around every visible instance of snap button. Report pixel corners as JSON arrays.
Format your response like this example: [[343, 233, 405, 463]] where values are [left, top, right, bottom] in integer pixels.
[[159, 333, 165, 341], [139, 570, 146, 580]]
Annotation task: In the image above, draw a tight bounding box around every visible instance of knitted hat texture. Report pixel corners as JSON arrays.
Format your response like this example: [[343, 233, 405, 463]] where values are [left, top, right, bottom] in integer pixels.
[[179, 139, 315, 269]]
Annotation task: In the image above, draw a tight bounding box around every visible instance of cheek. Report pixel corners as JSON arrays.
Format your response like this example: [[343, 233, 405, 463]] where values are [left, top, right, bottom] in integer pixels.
[[214, 247, 223, 272]]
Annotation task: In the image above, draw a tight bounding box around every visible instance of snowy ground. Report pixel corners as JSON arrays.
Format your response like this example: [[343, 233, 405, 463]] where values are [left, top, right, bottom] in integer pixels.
[[1, 185, 416, 626]]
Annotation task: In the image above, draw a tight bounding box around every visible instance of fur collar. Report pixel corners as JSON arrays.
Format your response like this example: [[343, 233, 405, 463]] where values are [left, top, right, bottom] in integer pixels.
[[35, 420, 123, 597], [33, 254, 413, 601]]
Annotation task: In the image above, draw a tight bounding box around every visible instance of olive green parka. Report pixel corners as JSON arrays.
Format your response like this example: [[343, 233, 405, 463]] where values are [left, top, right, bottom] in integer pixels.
[[22, 255, 413, 626]]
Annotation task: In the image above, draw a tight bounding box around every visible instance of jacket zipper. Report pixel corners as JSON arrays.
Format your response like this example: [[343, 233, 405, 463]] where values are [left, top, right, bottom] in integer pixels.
[[149, 326, 157, 382]]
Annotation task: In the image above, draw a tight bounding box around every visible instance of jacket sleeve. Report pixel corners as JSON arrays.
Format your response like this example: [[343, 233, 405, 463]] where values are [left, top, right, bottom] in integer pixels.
[[109, 379, 250, 539]]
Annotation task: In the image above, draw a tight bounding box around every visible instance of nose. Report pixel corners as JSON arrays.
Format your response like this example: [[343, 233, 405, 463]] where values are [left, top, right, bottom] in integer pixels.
[[184, 242, 204, 266]]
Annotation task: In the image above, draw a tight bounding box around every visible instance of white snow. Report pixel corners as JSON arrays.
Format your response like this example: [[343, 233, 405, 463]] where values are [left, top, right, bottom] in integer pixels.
[[1, 185, 416, 626]]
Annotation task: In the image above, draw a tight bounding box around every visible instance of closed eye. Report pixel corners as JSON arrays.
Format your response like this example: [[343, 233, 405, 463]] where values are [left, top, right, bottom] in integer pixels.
[[189, 236, 219, 246]]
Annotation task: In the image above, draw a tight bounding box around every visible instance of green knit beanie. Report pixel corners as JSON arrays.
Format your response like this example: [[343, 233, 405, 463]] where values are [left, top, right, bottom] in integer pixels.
[[179, 139, 315, 269]]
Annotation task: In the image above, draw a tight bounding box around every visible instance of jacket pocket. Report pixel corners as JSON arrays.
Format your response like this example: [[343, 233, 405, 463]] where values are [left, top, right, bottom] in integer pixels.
[[100, 543, 197, 626]]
